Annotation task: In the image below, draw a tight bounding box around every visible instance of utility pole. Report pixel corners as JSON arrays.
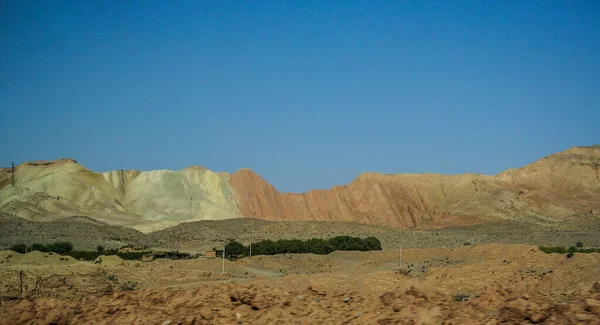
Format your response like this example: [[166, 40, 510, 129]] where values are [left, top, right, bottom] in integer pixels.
[[11, 162, 15, 186], [190, 197, 193, 219], [222, 244, 225, 274], [249, 234, 252, 259], [399, 246, 403, 268]]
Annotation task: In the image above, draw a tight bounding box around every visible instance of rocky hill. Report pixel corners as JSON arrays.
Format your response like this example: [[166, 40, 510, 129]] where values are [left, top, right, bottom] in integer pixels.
[[0, 160, 240, 232], [1, 146, 598, 231], [229, 146, 600, 228]]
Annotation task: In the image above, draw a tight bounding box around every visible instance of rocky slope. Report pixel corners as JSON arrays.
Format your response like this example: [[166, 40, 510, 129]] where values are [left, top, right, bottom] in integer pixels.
[[0, 161, 240, 232], [1, 146, 598, 231]]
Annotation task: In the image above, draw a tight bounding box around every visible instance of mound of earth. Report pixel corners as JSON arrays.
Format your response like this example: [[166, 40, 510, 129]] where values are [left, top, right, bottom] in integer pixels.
[[0, 215, 148, 251], [93, 255, 124, 267], [0, 251, 77, 266]]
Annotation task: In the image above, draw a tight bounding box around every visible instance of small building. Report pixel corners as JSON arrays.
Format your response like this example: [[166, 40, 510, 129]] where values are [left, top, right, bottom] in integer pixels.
[[118, 245, 147, 253]]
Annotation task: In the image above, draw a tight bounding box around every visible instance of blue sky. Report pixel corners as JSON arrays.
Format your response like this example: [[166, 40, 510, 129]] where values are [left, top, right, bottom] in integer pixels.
[[1, 0, 599, 192]]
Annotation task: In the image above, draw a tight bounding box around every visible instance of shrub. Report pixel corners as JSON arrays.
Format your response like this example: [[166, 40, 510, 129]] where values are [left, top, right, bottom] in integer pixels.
[[454, 293, 471, 301], [579, 247, 600, 253], [97, 245, 105, 253], [107, 274, 118, 284], [539, 246, 600, 255], [539, 246, 567, 254], [119, 281, 138, 291]]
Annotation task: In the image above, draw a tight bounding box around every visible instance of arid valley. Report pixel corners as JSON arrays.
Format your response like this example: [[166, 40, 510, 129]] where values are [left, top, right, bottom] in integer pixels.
[[0, 146, 599, 323], [5, 0, 600, 322]]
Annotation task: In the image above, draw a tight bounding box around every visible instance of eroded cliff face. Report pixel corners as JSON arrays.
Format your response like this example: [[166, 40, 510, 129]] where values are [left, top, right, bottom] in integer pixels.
[[229, 146, 600, 227], [227, 168, 287, 220], [102, 170, 141, 196], [229, 169, 480, 227]]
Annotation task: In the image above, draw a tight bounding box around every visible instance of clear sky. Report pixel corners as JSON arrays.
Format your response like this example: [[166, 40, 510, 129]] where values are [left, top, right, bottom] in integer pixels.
[[1, 1, 599, 192]]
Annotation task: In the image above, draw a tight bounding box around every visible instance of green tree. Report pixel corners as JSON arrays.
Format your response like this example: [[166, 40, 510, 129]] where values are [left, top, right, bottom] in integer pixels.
[[32, 243, 49, 252], [225, 241, 244, 257], [10, 244, 27, 254], [49, 241, 74, 253], [364, 237, 382, 251]]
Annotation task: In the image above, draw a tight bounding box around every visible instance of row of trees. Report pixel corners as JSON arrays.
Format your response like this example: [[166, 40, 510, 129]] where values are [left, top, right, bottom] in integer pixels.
[[10, 242, 74, 254], [8, 242, 151, 261], [539, 241, 600, 255], [225, 236, 382, 257]]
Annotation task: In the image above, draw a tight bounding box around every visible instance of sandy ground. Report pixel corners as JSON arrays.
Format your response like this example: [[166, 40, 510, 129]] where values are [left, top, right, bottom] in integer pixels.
[[1, 244, 600, 324]]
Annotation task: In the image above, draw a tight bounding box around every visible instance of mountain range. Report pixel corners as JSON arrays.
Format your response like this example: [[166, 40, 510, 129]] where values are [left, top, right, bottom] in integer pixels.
[[1, 145, 598, 232]]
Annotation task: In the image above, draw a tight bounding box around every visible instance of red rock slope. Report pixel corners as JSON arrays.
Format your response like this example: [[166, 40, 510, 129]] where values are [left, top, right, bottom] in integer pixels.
[[229, 146, 600, 228]]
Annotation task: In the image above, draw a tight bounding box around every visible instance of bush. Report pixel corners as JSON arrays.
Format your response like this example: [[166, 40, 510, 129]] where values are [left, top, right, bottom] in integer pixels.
[[539, 246, 567, 254], [119, 280, 138, 291], [97, 245, 105, 253], [539, 246, 600, 255], [578, 247, 600, 253]]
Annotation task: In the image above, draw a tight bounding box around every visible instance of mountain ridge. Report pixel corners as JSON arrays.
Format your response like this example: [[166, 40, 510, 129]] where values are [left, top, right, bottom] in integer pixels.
[[1, 146, 599, 231]]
